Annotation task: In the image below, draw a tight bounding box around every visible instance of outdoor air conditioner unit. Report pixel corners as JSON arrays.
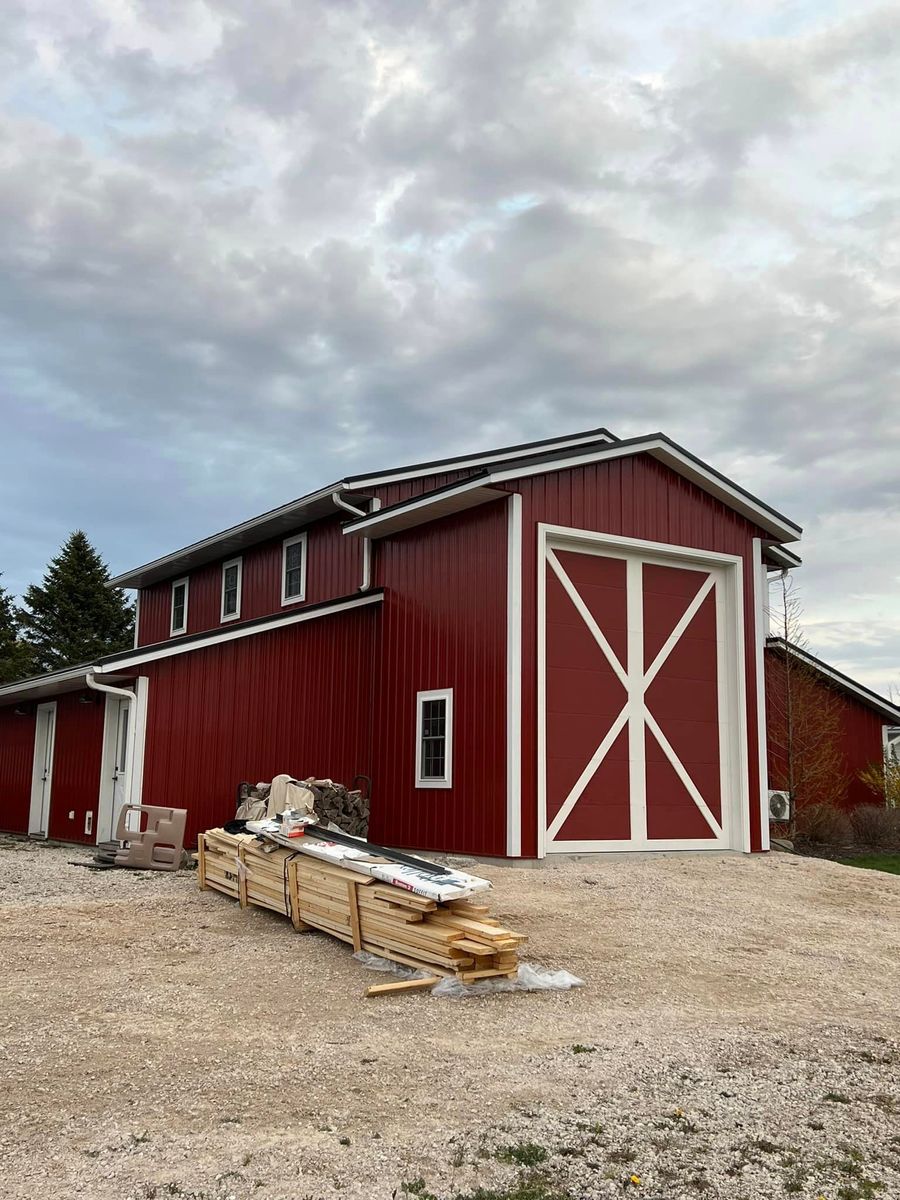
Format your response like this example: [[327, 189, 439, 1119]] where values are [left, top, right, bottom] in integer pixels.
[[768, 790, 792, 822]]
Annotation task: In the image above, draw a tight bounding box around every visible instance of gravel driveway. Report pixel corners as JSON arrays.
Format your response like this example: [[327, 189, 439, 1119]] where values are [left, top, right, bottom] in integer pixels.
[[0, 837, 897, 1200]]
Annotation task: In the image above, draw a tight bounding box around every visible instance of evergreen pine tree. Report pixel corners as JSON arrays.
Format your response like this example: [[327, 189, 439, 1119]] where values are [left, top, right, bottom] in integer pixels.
[[0, 574, 34, 683], [18, 531, 134, 672]]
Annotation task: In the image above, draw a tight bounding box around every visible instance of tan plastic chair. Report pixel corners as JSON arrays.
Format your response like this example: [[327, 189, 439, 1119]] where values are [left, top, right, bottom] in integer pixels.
[[114, 805, 188, 872]]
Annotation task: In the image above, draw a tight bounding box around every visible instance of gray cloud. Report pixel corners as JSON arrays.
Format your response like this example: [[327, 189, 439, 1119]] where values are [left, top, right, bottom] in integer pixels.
[[0, 0, 898, 691]]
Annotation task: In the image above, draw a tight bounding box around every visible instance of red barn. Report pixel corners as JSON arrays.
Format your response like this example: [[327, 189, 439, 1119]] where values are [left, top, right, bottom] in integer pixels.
[[4, 425, 887, 858], [764, 637, 900, 811]]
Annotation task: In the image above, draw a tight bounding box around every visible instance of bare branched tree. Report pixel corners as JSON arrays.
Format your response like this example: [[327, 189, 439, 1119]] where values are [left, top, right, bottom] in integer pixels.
[[765, 572, 849, 835]]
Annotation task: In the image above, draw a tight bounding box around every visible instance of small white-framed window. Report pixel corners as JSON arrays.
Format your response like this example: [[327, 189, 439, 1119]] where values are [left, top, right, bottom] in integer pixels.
[[281, 533, 307, 605], [170, 577, 189, 636], [221, 557, 242, 622], [415, 688, 453, 789]]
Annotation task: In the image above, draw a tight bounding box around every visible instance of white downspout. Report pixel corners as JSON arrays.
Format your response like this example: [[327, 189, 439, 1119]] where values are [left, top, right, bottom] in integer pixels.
[[332, 490, 375, 591], [86, 670, 138, 829]]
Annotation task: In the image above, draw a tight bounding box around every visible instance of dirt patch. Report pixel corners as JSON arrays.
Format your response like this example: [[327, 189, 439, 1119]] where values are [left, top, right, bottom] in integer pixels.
[[0, 838, 898, 1199]]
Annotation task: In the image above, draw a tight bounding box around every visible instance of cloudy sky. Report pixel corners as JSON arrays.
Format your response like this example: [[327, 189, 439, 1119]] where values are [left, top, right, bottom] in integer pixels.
[[0, 0, 898, 692]]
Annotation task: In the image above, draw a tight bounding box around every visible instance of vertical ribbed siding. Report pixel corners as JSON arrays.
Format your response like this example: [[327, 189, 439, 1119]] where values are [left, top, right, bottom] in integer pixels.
[[765, 650, 887, 810], [370, 500, 509, 857], [138, 604, 378, 846], [137, 515, 363, 645], [47, 691, 106, 843], [0, 706, 37, 833], [495, 453, 771, 856]]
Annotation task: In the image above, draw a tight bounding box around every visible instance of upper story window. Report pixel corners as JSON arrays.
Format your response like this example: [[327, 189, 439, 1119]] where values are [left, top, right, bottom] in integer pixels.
[[170, 577, 189, 636], [415, 688, 453, 788], [221, 557, 242, 622], [282, 534, 307, 605]]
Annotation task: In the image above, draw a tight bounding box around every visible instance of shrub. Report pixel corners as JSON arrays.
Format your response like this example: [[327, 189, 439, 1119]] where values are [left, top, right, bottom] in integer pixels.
[[796, 803, 852, 845], [848, 804, 896, 848]]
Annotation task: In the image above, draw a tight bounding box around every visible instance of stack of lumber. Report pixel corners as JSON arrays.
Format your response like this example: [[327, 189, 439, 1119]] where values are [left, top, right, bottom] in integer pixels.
[[196, 829, 525, 987]]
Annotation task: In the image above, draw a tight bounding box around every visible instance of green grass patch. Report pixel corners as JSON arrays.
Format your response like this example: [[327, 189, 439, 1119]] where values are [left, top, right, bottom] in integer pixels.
[[835, 855, 900, 876], [494, 1144, 550, 1168]]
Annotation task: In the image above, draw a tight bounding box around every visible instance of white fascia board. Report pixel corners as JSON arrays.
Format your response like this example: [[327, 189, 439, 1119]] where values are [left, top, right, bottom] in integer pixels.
[[769, 638, 900, 723], [0, 666, 91, 700], [108, 482, 347, 589], [490, 439, 802, 543], [346, 438, 802, 546], [352, 430, 616, 488], [342, 478, 500, 537], [98, 591, 384, 672]]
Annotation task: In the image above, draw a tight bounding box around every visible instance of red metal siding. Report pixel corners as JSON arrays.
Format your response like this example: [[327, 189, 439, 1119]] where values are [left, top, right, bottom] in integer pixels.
[[368, 470, 477, 510], [370, 500, 509, 857], [0, 706, 37, 834], [765, 650, 888, 809], [138, 515, 362, 645], [47, 691, 106, 843], [138, 604, 377, 846], [495, 453, 771, 855]]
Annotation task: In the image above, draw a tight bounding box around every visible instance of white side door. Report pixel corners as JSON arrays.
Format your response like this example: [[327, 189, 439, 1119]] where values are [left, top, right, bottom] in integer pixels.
[[28, 702, 57, 837], [99, 695, 132, 841]]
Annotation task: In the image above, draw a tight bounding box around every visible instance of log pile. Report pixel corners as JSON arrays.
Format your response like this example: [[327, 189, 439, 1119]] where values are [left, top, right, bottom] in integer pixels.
[[197, 828, 525, 988], [305, 779, 369, 838], [236, 778, 369, 837]]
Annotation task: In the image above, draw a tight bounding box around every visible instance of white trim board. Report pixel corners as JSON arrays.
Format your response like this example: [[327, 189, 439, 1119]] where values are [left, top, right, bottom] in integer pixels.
[[752, 539, 771, 852], [537, 524, 751, 857], [346, 437, 802, 544], [506, 493, 523, 856], [100, 592, 384, 673], [353, 429, 616, 488], [766, 637, 900, 724]]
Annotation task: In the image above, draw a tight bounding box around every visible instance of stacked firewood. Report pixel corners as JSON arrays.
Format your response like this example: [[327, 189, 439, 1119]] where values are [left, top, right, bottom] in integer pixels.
[[305, 778, 369, 837], [236, 777, 369, 837]]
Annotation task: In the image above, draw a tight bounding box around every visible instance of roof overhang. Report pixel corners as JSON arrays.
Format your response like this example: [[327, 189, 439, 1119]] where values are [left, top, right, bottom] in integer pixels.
[[344, 476, 507, 538], [766, 637, 900, 724], [107, 427, 620, 590], [0, 667, 133, 708], [345, 434, 803, 544], [108, 484, 350, 590], [763, 544, 803, 570]]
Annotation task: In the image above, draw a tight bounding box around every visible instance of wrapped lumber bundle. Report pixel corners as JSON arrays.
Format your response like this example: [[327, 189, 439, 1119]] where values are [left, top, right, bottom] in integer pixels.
[[197, 829, 525, 986], [196, 827, 243, 901], [288, 856, 524, 981]]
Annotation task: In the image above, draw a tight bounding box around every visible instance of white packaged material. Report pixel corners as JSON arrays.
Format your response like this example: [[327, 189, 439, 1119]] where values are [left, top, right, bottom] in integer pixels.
[[283, 835, 493, 901], [431, 963, 584, 998]]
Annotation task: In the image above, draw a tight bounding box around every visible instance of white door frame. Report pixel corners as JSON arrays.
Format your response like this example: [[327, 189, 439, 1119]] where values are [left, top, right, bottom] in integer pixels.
[[95, 676, 149, 843], [537, 524, 750, 857], [28, 701, 57, 837]]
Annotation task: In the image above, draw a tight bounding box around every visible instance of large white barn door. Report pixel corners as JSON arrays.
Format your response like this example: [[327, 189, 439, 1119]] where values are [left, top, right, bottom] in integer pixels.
[[541, 531, 748, 853]]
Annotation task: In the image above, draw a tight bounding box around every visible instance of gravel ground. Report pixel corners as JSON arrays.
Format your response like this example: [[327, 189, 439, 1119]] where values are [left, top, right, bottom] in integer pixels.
[[0, 836, 898, 1200]]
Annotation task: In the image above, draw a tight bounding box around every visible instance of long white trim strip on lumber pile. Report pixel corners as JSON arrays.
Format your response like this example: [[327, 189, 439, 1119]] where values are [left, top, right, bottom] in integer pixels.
[[197, 829, 525, 983]]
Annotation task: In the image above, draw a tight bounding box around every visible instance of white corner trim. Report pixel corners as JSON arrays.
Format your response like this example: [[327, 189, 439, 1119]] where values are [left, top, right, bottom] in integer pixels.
[[130, 676, 149, 810], [415, 688, 453, 789], [220, 557, 243, 623], [100, 592, 384, 672], [506, 493, 523, 856], [752, 539, 771, 852], [170, 577, 189, 637], [281, 533, 308, 606]]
